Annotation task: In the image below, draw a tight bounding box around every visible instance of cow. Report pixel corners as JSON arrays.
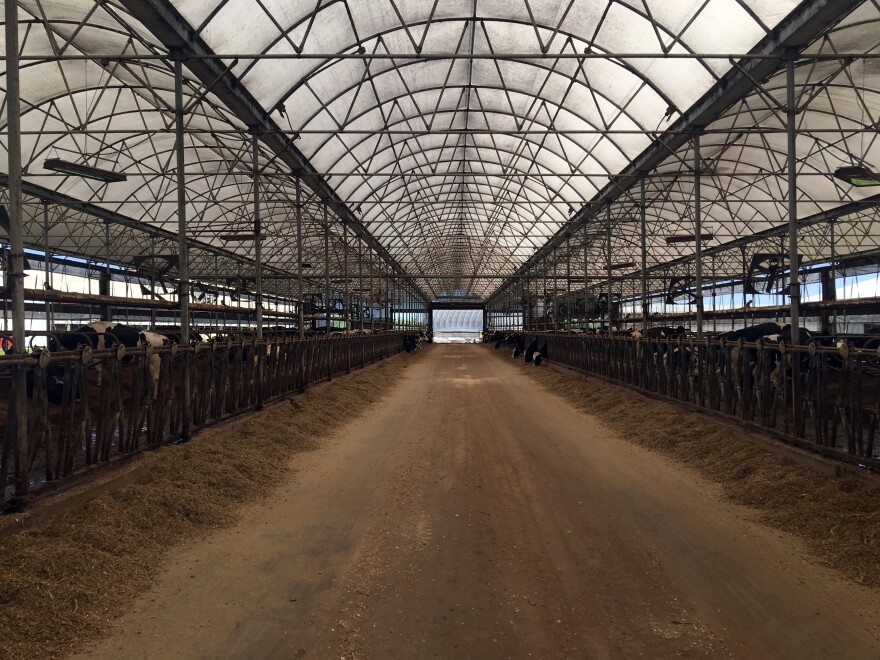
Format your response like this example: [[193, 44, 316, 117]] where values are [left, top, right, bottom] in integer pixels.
[[510, 334, 526, 358], [404, 333, 422, 352], [716, 322, 812, 389], [533, 341, 549, 366], [631, 325, 687, 340], [49, 322, 168, 400], [25, 359, 75, 406], [524, 336, 540, 363], [50, 321, 142, 352]]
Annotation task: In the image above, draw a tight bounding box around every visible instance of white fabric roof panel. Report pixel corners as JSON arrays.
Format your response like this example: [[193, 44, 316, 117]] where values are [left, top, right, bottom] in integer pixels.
[[2, 0, 880, 302]]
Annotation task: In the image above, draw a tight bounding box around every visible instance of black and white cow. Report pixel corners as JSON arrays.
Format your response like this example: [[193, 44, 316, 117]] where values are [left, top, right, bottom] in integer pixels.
[[533, 341, 549, 366], [524, 336, 540, 363], [718, 322, 812, 387], [49, 322, 167, 399], [510, 334, 526, 359]]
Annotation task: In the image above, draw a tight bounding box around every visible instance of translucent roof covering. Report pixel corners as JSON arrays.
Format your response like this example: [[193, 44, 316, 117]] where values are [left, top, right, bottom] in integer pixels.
[[2, 0, 879, 303]]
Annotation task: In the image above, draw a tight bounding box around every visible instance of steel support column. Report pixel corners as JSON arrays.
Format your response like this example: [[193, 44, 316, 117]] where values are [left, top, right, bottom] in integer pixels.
[[693, 132, 704, 338], [565, 236, 571, 330], [296, 173, 304, 339], [43, 201, 53, 331], [5, 0, 28, 499], [251, 129, 263, 340], [324, 203, 331, 334], [787, 55, 803, 432], [787, 58, 801, 338], [552, 250, 558, 331], [640, 175, 649, 329], [606, 204, 613, 330], [173, 55, 191, 441], [251, 128, 264, 409], [357, 235, 363, 330], [583, 221, 589, 329], [343, 221, 350, 331]]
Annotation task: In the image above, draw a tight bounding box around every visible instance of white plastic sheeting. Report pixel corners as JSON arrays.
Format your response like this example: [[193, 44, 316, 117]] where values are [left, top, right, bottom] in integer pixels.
[[432, 307, 484, 343], [2, 1, 879, 303]]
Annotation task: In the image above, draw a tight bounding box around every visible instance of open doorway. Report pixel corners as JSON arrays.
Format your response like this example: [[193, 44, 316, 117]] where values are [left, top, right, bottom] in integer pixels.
[[431, 308, 484, 343]]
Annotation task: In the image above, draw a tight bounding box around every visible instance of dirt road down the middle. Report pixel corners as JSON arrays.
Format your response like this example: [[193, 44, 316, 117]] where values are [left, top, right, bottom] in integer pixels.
[[81, 345, 880, 659]]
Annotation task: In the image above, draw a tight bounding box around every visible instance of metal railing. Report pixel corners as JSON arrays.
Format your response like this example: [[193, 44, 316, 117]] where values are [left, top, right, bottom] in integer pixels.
[[0, 332, 405, 507], [518, 332, 880, 471]]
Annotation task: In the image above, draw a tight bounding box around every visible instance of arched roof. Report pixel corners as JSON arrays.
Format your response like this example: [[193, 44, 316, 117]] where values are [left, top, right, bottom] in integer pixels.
[[2, 0, 879, 303]]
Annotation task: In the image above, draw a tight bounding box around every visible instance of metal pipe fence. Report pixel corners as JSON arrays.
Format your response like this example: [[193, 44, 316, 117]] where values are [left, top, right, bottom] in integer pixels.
[[0, 332, 405, 507], [522, 332, 880, 471]]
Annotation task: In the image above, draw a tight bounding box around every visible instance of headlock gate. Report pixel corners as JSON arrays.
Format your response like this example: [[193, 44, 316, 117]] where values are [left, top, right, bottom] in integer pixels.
[[0, 333, 405, 508], [524, 333, 880, 472]]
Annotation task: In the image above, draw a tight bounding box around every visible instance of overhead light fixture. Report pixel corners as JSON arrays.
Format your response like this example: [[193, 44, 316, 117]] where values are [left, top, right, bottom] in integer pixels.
[[611, 261, 636, 269], [833, 165, 880, 187], [43, 158, 127, 183], [665, 233, 714, 244], [219, 233, 258, 241], [301, 262, 313, 268]]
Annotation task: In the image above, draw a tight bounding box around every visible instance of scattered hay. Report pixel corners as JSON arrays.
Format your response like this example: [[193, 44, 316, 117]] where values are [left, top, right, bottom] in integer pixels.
[[499, 350, 880, 589], [0, 350, 423, 660]]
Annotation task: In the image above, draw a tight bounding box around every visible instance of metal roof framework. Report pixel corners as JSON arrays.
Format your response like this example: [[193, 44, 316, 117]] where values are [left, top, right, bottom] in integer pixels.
[[2, 0, 880, 308]]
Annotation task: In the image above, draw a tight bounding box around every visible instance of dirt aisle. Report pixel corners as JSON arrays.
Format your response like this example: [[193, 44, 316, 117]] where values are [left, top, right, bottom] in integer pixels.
[[80, 345, 879, 659]]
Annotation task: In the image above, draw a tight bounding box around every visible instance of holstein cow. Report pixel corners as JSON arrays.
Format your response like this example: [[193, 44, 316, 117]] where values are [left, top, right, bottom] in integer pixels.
[[718, 322, 812, 388], [49, 322, 167, 399], [25, 360, 73, 406], [533, 341, 549, 366], [524, 336, 540, 363], [404, 333, 422, 352], [510, 334, 526, 359]]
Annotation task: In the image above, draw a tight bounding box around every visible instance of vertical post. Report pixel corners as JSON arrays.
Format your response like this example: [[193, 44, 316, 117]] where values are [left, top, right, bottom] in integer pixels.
[[565, 237, 571, 330], [787, 55, 802, 432], [343, 221, 350, 331], [149, 236, 157, 327], [100, 220, 112, 321], [787, 57, 801, 339], [173, 56, 191, 441], [606, 204, 613, 330], [552, 249, 558, 331], [370, 250, 376, 332], [323, 203, 331, 334], [542, 261, 548, 332], [6, 0, 29, 499], [389, 275, 395, 331], [251, 129, 264, 408], [43, 201, 53, 332], [693, 131, 704, 339], [583, 220, 589, 329], [640, 175, 648, 329], [251, 129, 263, 340], [357, 234, 363, 330], [828, 219, 836, 335], [296, 174, 304, 339]]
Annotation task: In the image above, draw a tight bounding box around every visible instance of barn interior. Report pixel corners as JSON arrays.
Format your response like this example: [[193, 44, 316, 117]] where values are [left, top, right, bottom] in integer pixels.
[[4, 1, 880, 657]]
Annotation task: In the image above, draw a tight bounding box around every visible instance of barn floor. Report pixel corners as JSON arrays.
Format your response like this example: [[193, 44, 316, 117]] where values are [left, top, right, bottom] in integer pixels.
[[78, 345, 879, 659]]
